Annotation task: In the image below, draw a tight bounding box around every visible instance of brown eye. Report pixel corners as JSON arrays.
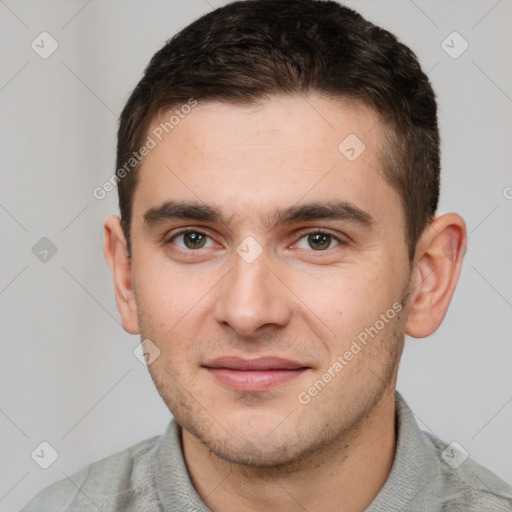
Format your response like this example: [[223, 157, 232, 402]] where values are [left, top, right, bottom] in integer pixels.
[[296, 232, 340, 251], [183, 232, 206, 249], [308, 233, 331, 250], [170, 230, 214, 250]]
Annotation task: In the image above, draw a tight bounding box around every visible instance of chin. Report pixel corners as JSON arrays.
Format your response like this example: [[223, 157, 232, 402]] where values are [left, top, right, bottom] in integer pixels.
[[180, 404, 340, 470], [201, 430, 311, 468]]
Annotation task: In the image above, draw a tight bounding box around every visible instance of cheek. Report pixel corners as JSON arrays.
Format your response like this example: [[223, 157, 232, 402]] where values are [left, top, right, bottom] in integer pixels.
[[294, 264, 398, 334], [293, 268, 405, 374], [133, 255, 210, 325], [132, 259, 219, 369]]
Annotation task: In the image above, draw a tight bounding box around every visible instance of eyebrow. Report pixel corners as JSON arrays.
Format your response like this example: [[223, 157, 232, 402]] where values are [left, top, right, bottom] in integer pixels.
[[143, 199, 375, 231]]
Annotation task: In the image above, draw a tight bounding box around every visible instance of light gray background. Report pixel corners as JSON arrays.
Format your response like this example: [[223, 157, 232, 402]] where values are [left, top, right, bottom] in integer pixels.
[[1, 0, 511, 510]]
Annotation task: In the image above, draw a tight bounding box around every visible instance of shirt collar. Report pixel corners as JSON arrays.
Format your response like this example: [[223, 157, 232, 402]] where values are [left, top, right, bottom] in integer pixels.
[[153, 391, 436, 511], [366, 391, 439, 510]]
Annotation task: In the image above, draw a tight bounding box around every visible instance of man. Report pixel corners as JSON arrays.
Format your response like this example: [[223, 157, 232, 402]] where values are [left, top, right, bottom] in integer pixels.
[[22, 0, 512, 510]]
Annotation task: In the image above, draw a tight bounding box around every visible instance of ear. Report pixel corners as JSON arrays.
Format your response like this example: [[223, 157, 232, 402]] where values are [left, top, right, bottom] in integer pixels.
[[405, 213, 467, 338], [103, 215, 140, 334]]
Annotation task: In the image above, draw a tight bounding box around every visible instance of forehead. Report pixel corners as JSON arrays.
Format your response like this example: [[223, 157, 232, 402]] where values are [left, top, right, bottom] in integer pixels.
[[132, 95, 401, 231], [145, 95, 380, 167]]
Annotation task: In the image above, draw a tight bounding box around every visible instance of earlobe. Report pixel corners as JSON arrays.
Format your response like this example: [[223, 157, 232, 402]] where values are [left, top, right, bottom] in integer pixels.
[[103, 215, 140, 334], [405, 213, 467, 338]]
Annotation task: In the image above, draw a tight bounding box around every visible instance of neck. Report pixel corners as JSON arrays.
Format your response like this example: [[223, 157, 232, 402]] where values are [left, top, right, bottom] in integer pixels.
[[182, 388, 397, 512]]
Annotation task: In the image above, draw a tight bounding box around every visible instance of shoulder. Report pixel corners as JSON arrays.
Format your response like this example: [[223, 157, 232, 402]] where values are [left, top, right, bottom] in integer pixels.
[[421, 430, 512, 511], [372, 392, 512, 512], [21, 430, 165, 511]]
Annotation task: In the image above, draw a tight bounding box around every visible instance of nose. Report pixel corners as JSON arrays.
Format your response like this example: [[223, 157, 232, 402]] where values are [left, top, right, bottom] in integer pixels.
[[213, 247, 292, 338]]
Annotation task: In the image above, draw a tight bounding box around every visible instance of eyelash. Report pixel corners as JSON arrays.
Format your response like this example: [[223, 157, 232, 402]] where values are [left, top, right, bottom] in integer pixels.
[[165, 227, 346, 252], [165, 227, 211, 246]]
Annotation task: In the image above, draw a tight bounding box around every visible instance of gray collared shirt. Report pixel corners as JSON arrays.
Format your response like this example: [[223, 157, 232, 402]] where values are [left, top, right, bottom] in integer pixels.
[[22, 392, 512, 511]]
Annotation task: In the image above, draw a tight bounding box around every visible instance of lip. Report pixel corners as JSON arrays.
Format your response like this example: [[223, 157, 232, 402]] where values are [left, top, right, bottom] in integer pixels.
[[204, 356, 307, 371], [203, 356, 309, 392]]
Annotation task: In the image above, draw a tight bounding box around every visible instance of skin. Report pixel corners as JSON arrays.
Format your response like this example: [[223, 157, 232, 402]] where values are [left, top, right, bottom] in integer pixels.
[[104, 95, 466, 511]]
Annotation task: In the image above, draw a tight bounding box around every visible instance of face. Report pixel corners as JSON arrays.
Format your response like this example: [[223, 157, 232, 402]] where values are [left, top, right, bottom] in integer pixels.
[[128, 95, 412, 466]]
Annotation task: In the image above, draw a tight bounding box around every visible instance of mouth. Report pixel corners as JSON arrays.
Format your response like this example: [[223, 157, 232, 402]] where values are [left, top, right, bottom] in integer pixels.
[[202, 356, 310, 392]]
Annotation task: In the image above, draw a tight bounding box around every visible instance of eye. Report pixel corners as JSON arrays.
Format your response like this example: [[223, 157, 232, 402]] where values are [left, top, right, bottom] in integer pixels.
[[168, 229, 216, 250], [295, 231, 341, 251]]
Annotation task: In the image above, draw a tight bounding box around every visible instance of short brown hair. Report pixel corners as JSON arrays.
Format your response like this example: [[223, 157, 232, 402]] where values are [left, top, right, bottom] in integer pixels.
[[116, 0, 439, 261]]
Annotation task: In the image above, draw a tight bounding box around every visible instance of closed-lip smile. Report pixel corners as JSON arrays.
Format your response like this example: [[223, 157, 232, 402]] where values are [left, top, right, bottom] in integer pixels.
[[202, 356, 310, 392]]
